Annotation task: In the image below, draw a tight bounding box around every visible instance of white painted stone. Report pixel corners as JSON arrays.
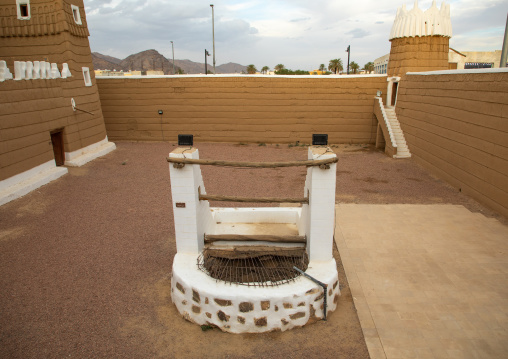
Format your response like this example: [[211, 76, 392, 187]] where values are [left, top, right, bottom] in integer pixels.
[[14, 61, 25, 80], [24, 61, 33, 80], [50, 63, 61, 79], [64, 137, 116, 167], [390, 0, 452, 40], [0, 61, 12, 82], [45, 62, 51, 79], [171, 253, 340, 333], [0, 160, 68, 206], [39, 61, 46, 79], [61, 63, 72, 78], [32, 61, 40, 79]]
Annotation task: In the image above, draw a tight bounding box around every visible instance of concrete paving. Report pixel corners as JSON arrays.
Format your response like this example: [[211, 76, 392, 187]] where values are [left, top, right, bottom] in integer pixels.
[[335, 204, 508, 359]]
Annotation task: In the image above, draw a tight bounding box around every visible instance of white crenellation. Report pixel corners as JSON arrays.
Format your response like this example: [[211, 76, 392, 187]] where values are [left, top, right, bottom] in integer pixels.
[[0, 61, 74, 82], [390, 0, 452, 40]]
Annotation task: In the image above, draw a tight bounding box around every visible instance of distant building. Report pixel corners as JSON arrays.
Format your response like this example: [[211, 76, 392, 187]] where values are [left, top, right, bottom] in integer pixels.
[[448, 49, 505, 69], [374, 54, 389, 74]]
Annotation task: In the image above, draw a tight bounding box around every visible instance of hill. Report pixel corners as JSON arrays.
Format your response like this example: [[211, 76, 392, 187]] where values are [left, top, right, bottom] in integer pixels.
[[92, 50, 246, 74]]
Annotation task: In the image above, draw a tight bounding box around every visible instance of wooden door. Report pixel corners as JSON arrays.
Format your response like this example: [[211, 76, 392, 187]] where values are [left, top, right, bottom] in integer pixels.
[[391, 82, 398, 107], [50, 131, 65, 166]]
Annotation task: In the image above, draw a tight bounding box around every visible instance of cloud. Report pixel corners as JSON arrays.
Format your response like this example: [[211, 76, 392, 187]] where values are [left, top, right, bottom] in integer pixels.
[[346, 28, 370, 38], [83, 0, 505, 71]]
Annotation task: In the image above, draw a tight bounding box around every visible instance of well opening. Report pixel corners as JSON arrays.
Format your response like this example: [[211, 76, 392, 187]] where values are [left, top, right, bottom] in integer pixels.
[[198, 248, 309, 286]]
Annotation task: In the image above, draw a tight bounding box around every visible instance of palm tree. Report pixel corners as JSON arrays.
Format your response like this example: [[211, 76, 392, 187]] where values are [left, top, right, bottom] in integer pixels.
[[363, 61, 374, 74], [349, 61, 359, 74], [246, 64, 257, 74], [328, 59, 343, 74], [261, 66, 269, 74], [319, 63, 326, 74], [274, 64, 285, 72]]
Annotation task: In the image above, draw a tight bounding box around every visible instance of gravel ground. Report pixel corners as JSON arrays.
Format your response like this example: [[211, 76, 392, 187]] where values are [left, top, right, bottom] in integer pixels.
[[0, 142, 503, 359]]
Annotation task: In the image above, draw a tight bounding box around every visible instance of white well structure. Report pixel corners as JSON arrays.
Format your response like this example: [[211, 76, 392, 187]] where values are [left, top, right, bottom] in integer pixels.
[[168, 146, 340, 333]]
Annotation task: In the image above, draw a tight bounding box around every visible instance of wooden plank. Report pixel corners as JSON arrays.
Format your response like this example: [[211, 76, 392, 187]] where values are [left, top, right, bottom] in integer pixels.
[[200, 193, 309, 204], [204, 234, 306, 243]]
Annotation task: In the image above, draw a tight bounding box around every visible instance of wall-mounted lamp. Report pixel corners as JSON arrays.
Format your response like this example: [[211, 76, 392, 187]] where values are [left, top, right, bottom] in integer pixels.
[[158, 110, 163, 115]]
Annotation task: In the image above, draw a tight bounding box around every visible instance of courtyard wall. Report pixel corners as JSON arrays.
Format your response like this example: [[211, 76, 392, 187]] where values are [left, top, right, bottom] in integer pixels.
[[396, 69, 508, 218], [96, 75, 387, 144]]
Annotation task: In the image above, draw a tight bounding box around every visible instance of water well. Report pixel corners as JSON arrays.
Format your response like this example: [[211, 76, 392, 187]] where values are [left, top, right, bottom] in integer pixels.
[[168, 146, 340, 333]]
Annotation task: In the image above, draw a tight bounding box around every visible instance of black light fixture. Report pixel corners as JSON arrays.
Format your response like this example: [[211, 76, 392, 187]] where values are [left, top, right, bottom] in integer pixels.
[[158, 110, 163, 115], [312, 134, 328, 146], [178, 134, 193, 146]]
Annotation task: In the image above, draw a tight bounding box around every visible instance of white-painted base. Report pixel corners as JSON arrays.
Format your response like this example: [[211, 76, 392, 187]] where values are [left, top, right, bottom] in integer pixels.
[[0, 160, 68, 206], [171, 253, 340, 333], [65, 137, 116, 167]]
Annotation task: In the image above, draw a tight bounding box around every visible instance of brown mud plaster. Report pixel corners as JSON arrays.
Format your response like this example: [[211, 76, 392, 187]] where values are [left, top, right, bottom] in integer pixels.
[[290, 312, 306, 320], [237, 316, 245, 324], [217, 310, 230, 322], [274, 305, 278, 312], [261, 301, 270, 310], [307, 304, 318, 325], [205, 297, 209, 304], [192, 305, 201, 314], [192, 289, 200, 303], [306, 288, 319, 295], [297, 302, 305, 307], [315, 293, 324, 301], [255, 317, 267, 327], [333, 281, 338, 289], [329, 288, 332, 296], [214, 298, 232, 307], [281, 318, 289, 325], [334, 294, 339, 304], [283, 303, 293, 309], [176, 282, 185, 294], [205, 312, 212, 319], [239, 302, 254, 313], [181, 300, 187, 305]]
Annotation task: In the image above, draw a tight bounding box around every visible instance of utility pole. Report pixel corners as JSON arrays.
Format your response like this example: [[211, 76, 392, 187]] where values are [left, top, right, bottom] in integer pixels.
[[210, 4, 216, 74], [171, 41, 175, 74], [346, 45, 350, 75], [205, 49, 210, 74]]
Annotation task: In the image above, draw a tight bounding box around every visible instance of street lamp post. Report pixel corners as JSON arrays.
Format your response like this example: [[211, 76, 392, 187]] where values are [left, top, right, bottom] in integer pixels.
[[346, 45, 350, 75], [170, 41, 175, 74], [210, 4, 216, 74]]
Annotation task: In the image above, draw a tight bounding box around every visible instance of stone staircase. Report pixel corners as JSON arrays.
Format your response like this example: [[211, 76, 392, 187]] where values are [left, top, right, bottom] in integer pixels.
[[384, 107, 411, 158]]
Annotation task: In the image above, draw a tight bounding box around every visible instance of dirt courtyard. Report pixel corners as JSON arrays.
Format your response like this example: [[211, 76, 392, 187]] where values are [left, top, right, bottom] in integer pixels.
[[0, 142, 501, 358]]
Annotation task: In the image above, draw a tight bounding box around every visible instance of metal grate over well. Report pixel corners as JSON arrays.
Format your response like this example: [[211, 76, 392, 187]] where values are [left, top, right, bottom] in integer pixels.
[[197, 249, 309, 287]]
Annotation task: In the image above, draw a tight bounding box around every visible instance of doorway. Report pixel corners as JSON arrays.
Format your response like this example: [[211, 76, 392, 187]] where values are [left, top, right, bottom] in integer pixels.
[[50, 130, 65, 166], [391, 82, 398, 107]]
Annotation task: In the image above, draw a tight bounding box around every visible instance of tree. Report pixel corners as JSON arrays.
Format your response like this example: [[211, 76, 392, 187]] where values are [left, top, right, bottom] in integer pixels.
[[328, 59, 343, 74], [319, 63, 326, 73], [349, 61, 360, 74], [246, 64, 257, 74], [274, 64, 285, 72], [363, 61, 374, 74], [261, 66, 270, 74]]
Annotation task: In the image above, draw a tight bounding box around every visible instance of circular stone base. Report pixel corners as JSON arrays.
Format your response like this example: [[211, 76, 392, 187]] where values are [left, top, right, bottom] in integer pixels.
[[171, 253, 340, 333]]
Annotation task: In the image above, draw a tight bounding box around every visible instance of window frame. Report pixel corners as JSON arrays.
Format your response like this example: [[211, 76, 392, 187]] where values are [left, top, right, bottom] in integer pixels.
[[71, 4, 82, 25], [16, 0, 31, 20]]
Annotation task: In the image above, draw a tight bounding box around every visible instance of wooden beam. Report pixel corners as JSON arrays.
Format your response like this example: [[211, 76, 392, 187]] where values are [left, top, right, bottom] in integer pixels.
[[199, 193, 309, 204], [167, 157, 338, 168], [204, 234, 307, 244]]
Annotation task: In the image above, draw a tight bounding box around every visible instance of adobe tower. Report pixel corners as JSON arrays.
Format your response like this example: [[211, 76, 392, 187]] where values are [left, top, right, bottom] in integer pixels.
[[387, 0, 452, 77]]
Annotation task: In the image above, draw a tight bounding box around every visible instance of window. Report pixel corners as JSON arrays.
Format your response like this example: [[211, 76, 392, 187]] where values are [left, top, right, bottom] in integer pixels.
[[82, 67, 92, 86], [71, 4, 82, 25], [16, 0, 30, 20]]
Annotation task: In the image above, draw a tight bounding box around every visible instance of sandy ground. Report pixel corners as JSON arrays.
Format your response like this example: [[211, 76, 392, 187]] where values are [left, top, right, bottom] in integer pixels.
[[0, 142, 503, 358]]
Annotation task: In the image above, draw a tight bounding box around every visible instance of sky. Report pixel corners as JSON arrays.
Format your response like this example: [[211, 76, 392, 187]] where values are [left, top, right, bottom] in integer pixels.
[[83, 0, 507, 70]]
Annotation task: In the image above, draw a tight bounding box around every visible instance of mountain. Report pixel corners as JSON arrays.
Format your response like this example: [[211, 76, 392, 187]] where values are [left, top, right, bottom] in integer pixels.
[[92, 49, 246, 74]]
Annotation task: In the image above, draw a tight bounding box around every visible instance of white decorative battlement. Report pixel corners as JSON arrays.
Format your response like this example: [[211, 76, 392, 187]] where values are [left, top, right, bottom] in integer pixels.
[[0, 61, 71, 82], [390, 0, 452, 40]]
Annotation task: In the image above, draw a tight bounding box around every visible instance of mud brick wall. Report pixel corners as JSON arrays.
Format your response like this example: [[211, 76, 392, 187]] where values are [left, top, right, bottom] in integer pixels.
[[388, 36, 449, 77], [396, 71, 508, 218], [96, 76, 387, 144]]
